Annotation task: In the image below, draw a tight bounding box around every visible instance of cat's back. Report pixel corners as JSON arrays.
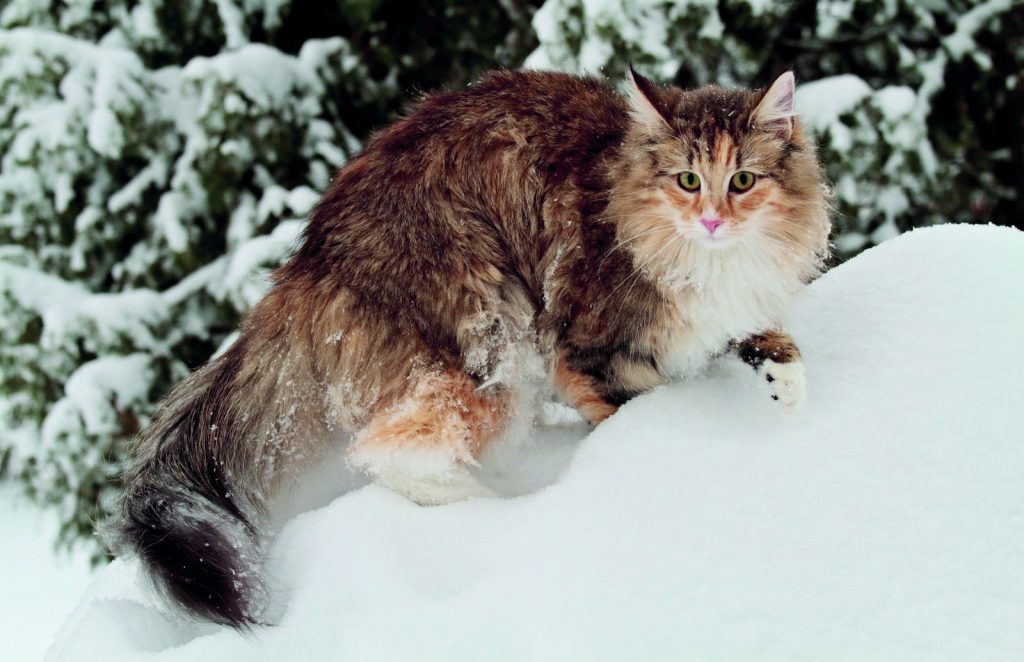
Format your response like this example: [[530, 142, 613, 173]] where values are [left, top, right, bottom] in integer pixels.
[[373, 70, 630, 169], [288, 71, 629, 294]]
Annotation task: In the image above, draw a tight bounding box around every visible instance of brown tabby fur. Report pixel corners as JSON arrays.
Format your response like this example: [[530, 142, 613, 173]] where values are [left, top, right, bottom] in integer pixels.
[[112, 69, 831, 627]]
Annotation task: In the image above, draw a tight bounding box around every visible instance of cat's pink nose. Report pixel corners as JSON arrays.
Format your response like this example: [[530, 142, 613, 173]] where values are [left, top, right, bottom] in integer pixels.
[[700, 218, 724, 235]]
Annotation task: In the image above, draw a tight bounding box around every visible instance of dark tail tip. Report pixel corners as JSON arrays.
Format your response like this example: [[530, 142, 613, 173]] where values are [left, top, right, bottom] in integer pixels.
[[117, 487, 262, 628]]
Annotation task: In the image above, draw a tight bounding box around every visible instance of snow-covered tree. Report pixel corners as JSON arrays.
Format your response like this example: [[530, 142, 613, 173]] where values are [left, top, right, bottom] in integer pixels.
[[0, 0, 537, 556], [5, 0, 1019, 557], [527, 0, 1023, 253]]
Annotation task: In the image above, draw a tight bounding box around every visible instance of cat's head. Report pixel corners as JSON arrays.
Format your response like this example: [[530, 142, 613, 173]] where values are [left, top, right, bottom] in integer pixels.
[[609, 70, 831, 283]]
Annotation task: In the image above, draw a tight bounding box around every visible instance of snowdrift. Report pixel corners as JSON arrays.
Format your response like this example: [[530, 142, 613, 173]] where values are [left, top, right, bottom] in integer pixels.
[[48, 225, 1024, 661]]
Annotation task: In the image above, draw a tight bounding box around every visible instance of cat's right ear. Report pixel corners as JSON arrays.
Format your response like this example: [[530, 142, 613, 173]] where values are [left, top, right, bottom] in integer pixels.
[[750, 71, 796, 139], [626, 66, 672, 133]]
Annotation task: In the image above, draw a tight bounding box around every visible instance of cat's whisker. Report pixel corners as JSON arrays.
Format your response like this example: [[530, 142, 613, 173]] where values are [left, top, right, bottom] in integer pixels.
[[599, 212, 675, 221], [600, 234, 683, 311], [619, 235, 683, 303], [596, 223, 678, 273], [754, 229, 811, 263], [593, 188, 667, 201], [610, 235, 688, 330]]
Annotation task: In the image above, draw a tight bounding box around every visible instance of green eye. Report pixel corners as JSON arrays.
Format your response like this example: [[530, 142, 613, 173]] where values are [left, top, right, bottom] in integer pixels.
[[677, 171, 701, 191], [730, 171, 756, 192]]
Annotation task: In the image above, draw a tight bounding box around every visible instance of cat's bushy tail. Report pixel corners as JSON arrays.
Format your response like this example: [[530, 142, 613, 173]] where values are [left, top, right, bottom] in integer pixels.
[[117, 477, 262, 627], [106, 340, 269, 628]]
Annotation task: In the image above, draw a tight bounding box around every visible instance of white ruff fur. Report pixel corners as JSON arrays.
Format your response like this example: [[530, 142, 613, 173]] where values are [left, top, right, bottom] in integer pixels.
[[654, 232, 812, 377]]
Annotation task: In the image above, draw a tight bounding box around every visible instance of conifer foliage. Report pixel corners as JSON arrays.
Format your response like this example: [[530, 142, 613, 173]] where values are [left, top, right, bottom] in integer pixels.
[[0, 0, 537, 555], [1, 0, 1019, 555]]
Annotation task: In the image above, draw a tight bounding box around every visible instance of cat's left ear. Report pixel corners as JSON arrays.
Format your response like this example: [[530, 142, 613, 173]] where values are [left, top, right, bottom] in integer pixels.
[[750, 71, 796, 139], [626, 66, 672, 133]]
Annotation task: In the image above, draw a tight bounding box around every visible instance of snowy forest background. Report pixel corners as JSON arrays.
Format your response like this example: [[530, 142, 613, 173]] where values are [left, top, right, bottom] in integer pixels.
[[0, 0, 1021, 559]]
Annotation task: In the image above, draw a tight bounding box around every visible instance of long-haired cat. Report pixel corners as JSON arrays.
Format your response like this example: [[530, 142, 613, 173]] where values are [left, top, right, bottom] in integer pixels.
[[110, 69, 830, 627]]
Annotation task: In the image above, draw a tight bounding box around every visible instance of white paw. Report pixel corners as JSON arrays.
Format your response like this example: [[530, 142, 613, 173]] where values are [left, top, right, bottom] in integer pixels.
[[758, 359, 807, 414], [373, 465, 496, 506]]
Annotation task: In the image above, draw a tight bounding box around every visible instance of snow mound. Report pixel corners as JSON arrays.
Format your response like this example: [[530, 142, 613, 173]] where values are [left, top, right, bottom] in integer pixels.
[[49, 224, 1024, 661]]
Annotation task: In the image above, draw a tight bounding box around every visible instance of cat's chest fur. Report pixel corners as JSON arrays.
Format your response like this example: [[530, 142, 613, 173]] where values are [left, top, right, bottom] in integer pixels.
[[647, 249, 800, 377]]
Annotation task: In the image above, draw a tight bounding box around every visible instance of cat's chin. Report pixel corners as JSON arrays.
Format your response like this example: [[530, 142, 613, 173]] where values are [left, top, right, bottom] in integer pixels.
[[691, 234, 740, 250]]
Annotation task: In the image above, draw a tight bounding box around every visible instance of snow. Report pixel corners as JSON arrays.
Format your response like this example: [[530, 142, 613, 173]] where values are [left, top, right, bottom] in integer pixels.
[[215, 219, 303, 308], [527, 0, 716, 76], [794, 75, 871, 129], [214, 0, 248, 50], [45, 223, 1024, 660], [0, 263, 167, 353], [944, 0, 1012, 61], [0, 29, 148, 159], [792, 73, 938, 249], [182, 43, 321, 112], [108, 160, 168, 214], [46, 354, 153, 439], [0, 486, 93, 662], [154, 192, 190, 253]]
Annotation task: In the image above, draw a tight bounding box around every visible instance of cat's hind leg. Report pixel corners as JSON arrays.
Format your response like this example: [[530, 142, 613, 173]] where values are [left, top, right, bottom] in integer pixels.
[[347, 365, 509, 505], [552, 351, 618, 425], [735, 330, 807, 413]]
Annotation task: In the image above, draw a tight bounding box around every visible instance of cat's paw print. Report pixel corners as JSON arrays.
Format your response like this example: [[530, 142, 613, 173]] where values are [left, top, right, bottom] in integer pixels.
[[758, 359, 807, 414]]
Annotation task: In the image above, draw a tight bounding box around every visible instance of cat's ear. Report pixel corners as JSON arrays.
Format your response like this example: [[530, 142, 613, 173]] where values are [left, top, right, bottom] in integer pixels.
[[750, 71, 796, 139], [626, 66, 672, 133]]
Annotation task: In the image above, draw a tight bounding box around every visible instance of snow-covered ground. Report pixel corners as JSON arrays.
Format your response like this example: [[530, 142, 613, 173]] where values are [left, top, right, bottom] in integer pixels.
[[48, 224, 1024, 661], [0, 486, 94, 662]]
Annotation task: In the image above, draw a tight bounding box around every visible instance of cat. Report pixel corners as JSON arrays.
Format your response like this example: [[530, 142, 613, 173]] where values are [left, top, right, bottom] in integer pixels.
[[108, 68, 831, 627]]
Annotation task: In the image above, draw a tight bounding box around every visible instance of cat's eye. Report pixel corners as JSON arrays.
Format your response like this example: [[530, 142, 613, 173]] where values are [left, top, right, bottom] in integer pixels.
[[677, 171, 701, 191], [730, 171, 756, 192]]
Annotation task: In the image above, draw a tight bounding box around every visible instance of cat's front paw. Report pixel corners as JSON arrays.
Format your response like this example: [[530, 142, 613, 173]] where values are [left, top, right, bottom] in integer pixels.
[[758, 359, 807, 414]]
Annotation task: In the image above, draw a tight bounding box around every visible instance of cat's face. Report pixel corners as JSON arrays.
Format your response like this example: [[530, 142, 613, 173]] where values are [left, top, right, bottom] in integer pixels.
[[654, 112, 790, 250], [611, 71, 830, 279]]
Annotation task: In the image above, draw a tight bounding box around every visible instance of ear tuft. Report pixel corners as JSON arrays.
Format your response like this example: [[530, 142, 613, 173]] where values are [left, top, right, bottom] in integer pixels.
[[626, 66, 671, 133], [750, 71, 796, 138]]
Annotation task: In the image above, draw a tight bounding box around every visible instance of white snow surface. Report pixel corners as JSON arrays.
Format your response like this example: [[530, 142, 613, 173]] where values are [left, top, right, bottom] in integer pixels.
[[49, 224, 1024, 661], [0, 486, 93, 662]]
